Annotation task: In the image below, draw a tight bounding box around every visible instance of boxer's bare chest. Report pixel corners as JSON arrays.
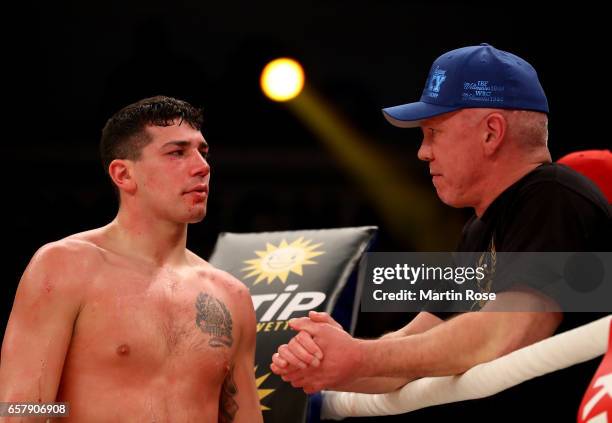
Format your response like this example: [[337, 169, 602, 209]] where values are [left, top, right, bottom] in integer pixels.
[[66, 260, 237, 382]]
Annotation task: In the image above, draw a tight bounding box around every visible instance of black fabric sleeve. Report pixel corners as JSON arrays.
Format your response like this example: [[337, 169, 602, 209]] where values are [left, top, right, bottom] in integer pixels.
[[497, 181, 605, 252], [493, 181, 608, 299]]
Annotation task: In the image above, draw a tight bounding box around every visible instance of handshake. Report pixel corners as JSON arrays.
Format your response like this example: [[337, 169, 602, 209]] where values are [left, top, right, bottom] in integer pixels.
[[270, 311, 364, 394]]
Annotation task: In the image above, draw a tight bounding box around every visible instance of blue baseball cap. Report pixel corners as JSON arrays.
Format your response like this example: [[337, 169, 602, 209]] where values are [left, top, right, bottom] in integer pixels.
[[382, 43, 549, 128]]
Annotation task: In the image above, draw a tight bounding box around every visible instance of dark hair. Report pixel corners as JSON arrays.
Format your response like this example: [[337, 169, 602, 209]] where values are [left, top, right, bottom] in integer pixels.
[[100, 96, 203, 175]]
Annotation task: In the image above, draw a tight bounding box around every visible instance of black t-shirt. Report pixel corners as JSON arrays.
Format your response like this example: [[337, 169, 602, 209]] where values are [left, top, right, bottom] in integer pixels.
[[415, 163, 611, 422], [458, 162, 609, 253], [428, 163, 610, 314], [451, 163, 610, 313]]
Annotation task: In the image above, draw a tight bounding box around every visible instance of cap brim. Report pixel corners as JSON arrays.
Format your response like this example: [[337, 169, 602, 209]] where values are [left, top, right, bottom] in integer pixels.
[[382, 102, 460, 128]]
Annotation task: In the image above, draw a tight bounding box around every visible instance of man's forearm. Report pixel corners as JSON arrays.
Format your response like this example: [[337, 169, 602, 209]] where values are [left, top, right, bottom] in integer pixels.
[[356, 311, 560, 380], [380, 312, 444, 339], [332, 376, 413, 394], [333, 312, 444, 393]]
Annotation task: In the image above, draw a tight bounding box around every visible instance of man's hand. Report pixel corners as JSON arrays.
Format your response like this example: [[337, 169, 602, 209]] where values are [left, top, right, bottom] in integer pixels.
[[270, 311, 363, 394], [271, 311, 337, 372]]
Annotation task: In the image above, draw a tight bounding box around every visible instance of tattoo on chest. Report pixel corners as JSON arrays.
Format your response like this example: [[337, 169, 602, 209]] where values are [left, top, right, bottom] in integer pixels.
[[195, 293, 234, 348], [219, 365, 239, 423]]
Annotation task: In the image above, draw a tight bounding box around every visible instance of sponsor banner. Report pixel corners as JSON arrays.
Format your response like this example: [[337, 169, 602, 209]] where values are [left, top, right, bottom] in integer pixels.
[[209, 227, 377, 422]]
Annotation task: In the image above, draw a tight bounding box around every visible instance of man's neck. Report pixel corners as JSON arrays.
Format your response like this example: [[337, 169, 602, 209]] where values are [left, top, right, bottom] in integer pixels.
[[474, 156, 550, 218], [105, 207, 190, 267]]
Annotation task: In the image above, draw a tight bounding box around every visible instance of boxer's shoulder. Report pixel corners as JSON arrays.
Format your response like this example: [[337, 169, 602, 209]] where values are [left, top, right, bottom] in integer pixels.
[[187, 251, 249, 294], [30, 235, 102, 275], [17, 238, 96, 311]]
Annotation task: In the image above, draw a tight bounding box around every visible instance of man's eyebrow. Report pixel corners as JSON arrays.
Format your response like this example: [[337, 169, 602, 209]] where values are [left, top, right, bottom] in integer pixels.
[[161, 140, 209, 149]]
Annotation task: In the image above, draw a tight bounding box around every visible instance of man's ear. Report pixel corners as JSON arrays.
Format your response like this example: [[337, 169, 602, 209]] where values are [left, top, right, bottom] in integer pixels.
[[108, 159, 137, 195], [482, 112, 507, 156]]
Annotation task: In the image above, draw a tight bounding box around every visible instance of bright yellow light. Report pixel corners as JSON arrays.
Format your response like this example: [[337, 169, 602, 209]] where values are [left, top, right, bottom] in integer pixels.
[[260, 58, 305, 102]]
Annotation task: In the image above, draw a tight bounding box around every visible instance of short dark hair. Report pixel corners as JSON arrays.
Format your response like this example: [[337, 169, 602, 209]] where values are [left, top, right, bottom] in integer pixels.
[[100, 96, 203, 175]]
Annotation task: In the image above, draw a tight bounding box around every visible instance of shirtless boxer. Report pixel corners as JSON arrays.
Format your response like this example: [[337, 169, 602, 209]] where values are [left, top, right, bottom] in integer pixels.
[[0, 96, 263, 422]]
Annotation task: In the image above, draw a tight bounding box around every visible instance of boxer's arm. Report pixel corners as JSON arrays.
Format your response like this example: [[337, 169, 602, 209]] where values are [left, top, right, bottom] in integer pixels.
[[0, 244, 82, 413], [219, 284, 262, 423]]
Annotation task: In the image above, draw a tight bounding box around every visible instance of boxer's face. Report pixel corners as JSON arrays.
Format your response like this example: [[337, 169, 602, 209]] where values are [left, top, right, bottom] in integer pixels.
[[418, 109, 487, 208], [132, 121, 211, 223]]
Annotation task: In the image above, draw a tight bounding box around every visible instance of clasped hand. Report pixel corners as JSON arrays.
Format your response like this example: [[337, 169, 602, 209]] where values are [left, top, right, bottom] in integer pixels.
[[270, 311, 362, 394]]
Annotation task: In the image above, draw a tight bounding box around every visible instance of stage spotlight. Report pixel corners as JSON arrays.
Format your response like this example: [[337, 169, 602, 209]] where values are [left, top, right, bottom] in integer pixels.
[[260, 58, 305, 102]]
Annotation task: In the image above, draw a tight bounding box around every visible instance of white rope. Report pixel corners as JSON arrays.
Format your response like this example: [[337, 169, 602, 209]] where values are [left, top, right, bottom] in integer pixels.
[[322, 315, 611, 420]]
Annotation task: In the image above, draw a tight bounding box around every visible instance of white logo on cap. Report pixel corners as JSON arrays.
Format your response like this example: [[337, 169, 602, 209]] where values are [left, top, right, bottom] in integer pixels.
[[427, 66, 447, 98], [462, 80, 505, 103]]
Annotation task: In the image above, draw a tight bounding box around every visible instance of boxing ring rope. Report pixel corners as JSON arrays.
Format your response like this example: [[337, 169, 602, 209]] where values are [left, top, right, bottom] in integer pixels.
[[321, 315, 611, 420]]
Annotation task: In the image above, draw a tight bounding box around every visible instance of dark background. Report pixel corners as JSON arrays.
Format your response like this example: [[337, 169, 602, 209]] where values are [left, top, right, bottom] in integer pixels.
[[3, 1, 607, 421]]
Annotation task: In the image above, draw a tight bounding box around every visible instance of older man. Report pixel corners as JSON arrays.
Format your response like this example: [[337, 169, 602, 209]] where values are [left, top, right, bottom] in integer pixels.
[[271, 44, 610, 416]]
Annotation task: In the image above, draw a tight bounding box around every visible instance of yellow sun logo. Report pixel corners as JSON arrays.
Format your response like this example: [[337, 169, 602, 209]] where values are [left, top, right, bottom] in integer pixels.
[[255, 366, 275, 411], [242, 237, 325, 285]]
